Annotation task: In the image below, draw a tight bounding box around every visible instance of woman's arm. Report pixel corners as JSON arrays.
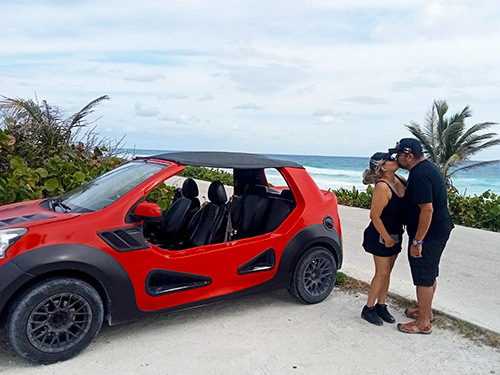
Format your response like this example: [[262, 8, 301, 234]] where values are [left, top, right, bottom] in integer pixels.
[[369, 182, 394, 247]]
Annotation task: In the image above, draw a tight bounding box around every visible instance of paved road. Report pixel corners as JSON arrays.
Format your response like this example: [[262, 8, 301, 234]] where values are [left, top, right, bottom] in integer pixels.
[[339, 205, 500, 334], [1, 290, 498, 374]]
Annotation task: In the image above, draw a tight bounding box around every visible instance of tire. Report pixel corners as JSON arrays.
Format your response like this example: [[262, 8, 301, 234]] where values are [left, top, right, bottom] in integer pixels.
[[288, 247, 337, 304], [6, 277, 104, 364]]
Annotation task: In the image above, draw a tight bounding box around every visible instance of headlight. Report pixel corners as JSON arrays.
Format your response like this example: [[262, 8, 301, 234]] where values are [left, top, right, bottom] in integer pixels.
[[0, 228, 27, 258]]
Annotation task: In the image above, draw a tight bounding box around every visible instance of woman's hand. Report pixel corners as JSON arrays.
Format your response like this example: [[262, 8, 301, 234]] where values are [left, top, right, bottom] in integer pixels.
[[384, 237, 395, 248]]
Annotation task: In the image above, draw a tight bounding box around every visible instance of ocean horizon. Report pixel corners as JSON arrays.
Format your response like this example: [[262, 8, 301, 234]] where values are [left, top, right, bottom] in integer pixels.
[[124, 149, 500, 197]]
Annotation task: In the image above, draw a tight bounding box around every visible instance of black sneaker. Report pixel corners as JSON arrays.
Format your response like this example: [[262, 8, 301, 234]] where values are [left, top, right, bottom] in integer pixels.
[[375, 303, 396, 323], [361, 305, 383, 326]]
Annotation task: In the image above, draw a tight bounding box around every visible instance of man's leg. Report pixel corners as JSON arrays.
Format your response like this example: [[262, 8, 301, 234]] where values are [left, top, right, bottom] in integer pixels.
[[416, 285, 433, 326]]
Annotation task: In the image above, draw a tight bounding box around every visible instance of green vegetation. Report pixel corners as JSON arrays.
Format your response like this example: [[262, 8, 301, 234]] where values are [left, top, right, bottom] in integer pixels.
[[146, 184, 176, 211], [406, 100, 500, 187], [447, 189, 500, 232], [335, 271, 348, 286], [180, 166, 233, 186], [333, 185, 373, 209], [332, 186, 500, 233], [0, 95, 123, 205]]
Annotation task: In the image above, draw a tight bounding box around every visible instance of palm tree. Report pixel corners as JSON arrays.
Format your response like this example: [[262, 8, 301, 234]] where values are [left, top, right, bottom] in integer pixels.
[[0, 95, 119, 163], [406, 100, 500, 187]]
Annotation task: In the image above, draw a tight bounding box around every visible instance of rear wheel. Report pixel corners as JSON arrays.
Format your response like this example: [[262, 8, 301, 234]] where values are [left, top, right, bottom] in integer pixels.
[[6, 277, 104, 364], [288, 247, 337, 304]]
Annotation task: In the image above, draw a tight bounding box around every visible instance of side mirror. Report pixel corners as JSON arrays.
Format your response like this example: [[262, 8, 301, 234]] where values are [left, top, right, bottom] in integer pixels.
[[134, 202, 162, 222]]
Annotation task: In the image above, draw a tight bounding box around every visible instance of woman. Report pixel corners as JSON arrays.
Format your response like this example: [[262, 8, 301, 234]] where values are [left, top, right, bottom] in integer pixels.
[[361, 152, 406, 326]]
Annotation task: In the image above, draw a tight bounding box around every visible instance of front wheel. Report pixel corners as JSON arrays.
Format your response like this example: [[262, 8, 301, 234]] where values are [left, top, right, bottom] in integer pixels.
[[6, 277, 104, 364], [288, 247, 337, 304]]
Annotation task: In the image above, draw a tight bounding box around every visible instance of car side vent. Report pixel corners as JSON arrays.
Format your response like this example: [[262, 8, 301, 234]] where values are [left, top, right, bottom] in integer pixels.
[[0, 213, 55, 229], [146, 270, 212, 296], [0, 203, 29, 214], [238, 248, 276, 275], [98, 226, 150, 252]]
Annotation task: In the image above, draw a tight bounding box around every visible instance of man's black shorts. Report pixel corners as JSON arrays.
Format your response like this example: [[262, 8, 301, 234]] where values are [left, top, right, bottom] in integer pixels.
[[408, 235, 449, 287]]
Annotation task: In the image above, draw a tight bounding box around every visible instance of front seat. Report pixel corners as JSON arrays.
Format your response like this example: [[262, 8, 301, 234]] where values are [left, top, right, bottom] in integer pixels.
[[185, 181, 228, 248], [162, 178, 200, 245]]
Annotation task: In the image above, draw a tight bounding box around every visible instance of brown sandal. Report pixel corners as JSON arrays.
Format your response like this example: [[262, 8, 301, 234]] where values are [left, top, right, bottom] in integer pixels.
[[404, 308, 435, 323], [397, 320, 432, 334]]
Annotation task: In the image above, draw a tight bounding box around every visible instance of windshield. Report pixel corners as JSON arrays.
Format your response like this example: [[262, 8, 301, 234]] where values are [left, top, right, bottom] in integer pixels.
[[49, 161, 165, 213]]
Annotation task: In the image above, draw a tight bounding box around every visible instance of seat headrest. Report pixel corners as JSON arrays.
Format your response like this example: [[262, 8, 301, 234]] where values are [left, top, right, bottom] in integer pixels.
[[208, 181, 227, 205], [182, 178, 199, 199], [247, 184, 268, 196], [280, 189, 294, 201]]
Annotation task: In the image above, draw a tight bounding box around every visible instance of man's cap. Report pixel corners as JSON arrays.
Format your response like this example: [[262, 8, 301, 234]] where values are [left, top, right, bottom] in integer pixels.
[[388, 138, 423, 155], [369, 152, 392, 171]]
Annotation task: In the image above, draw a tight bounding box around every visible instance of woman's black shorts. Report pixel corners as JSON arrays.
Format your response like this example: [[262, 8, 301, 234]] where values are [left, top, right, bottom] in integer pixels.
[[362, 225, 402, 257]]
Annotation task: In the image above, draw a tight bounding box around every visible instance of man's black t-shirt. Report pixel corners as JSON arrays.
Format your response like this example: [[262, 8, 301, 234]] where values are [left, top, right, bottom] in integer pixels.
[[405, 159, 454, 240]]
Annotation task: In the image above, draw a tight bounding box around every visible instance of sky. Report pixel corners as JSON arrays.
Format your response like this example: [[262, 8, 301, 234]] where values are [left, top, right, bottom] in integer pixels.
[[1, 0, 500, 159]]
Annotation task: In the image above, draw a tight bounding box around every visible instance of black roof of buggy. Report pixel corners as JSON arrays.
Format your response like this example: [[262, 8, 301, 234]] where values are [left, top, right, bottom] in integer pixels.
[[140, 151, 303, 169]]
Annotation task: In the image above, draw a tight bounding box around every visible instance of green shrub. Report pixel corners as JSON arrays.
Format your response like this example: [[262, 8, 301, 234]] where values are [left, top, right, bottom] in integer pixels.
[[180, 166, 233, 186], [0, 153, 122, 205], [448, 190, 500, 232], [0, 96, 124, 205], [146, 184, 176, 211], [335, 271, 348, 285], [332, 185, 373, 209]]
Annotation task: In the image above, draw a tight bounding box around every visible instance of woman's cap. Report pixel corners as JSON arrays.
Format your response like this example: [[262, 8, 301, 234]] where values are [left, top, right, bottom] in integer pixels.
[[369, 152, 392, 171]]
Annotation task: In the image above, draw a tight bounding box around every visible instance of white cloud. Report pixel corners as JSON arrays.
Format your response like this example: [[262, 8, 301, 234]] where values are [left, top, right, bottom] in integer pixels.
[[124, 72, 165, 82], [159, 114, 195, 125], [134, 103, 160, 117], [233, 102, 263, 110], [197, 94, 214, 101], [341, 96, 388, 105], [0, 0, 499, 160]]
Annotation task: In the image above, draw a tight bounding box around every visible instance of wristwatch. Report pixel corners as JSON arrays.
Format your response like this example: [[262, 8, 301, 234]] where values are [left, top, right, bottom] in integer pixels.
[[412, 239, 424, 246]]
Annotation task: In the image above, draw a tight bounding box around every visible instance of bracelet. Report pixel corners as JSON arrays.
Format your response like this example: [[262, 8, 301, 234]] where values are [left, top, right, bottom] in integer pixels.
[[412, 239, 424, 246]]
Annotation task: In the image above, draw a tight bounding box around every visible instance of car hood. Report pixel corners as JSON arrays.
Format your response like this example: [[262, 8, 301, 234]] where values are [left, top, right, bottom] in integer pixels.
[[0, 200, 79, 229]]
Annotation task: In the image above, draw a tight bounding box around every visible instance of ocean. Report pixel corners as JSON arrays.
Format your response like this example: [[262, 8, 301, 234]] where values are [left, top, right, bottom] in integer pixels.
[[126, 149, 500, 197]]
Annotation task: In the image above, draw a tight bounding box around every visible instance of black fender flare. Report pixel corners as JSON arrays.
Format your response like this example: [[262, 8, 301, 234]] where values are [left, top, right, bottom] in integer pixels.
[[9, 244, 140, 325], [272, 224, 343, 288]]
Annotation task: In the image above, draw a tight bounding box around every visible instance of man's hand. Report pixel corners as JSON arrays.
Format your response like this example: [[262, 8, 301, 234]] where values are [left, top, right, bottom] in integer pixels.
[[410, 244, 422, 258]]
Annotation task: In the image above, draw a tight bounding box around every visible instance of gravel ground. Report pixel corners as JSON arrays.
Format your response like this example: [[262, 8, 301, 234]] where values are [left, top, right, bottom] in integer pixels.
[[0, 288, 498, 375]]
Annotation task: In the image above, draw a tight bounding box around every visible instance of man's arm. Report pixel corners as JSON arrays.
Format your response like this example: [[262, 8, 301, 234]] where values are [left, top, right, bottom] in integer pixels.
[[410, 202, 433, 258]]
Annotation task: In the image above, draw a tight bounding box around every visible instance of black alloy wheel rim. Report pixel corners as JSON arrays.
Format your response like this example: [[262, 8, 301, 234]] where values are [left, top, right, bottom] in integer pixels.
[[26, 293, 93, 353], [303, 256, 334, 296]]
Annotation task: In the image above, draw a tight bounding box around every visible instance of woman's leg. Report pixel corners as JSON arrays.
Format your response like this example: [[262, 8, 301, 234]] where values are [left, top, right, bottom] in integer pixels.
[[366, 255, 392, 307], [377, 254, 398, 304]]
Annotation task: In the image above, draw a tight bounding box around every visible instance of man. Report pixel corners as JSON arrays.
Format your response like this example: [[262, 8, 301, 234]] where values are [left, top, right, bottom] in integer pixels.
[[388, 138, 454, 334]]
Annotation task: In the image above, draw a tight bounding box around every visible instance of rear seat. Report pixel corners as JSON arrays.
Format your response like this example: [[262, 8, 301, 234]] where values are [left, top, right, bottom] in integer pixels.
[[230, 186, 295, 239]]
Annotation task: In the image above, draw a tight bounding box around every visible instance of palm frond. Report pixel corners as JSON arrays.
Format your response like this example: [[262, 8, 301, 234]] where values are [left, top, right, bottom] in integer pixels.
[[407, 100, 500, 182], [447, 105, 471, 126], [405, 122, 439, 162], [68, 95, 110, 128], [457, 122, 498, 145], [434, 100, 449, 137], [448, 159, 500, 176], [0, 97, 45, 127], [458, 135, 500, 155]]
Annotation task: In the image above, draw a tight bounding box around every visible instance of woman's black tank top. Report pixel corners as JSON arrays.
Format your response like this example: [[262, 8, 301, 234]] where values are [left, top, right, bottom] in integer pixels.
[[375, 176, 405, 234]]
